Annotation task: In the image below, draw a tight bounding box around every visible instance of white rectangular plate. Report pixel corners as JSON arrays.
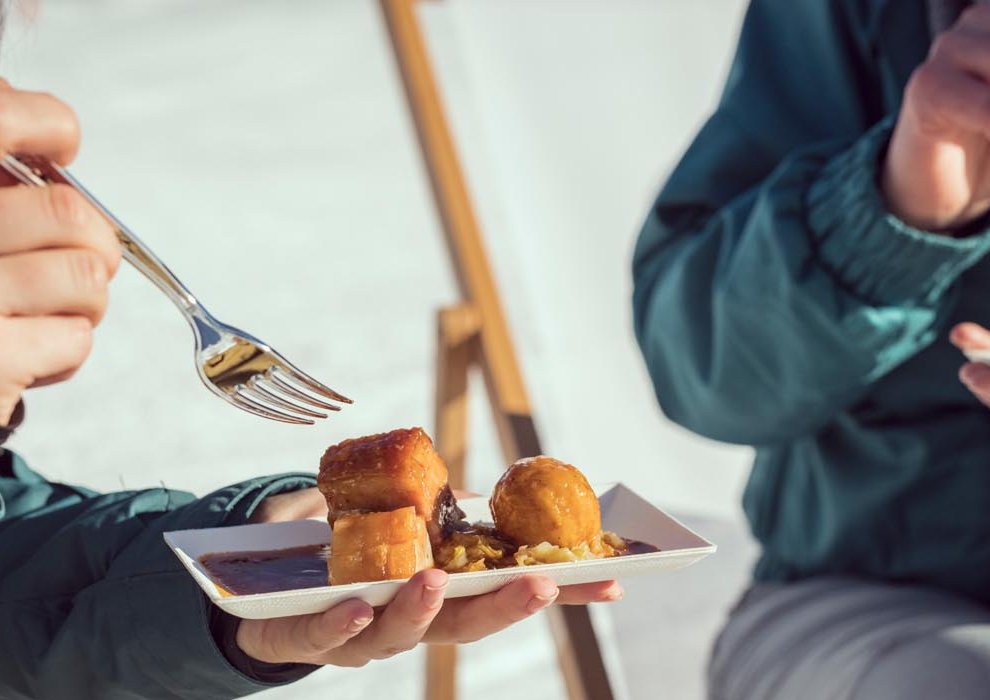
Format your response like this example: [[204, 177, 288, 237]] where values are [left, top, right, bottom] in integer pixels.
[[164, 483, 716, 620]]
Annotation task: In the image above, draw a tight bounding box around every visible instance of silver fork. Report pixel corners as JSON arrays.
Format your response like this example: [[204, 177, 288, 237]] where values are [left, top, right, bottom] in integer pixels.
[[1, 154, 351, 425]]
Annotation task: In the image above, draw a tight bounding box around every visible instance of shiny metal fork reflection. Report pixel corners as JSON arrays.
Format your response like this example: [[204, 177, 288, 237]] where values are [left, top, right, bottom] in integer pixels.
[[1, 154, 351, 425]]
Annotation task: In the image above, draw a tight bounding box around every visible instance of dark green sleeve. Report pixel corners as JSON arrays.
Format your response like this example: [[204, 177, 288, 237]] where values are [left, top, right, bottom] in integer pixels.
[[632, 0, 990, 445], [0, 450, 318, 699]]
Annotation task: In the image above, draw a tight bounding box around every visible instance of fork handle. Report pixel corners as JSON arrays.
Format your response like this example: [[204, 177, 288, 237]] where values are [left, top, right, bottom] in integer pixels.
[[10, 156, 201, 314]]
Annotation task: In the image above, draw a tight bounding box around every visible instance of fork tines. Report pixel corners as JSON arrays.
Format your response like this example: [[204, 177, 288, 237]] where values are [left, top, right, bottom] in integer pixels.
[[231, 364, 352, 425]]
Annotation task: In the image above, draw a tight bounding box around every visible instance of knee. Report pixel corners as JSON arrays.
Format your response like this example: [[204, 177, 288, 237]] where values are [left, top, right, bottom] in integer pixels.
[[852, 625, 990, 700]]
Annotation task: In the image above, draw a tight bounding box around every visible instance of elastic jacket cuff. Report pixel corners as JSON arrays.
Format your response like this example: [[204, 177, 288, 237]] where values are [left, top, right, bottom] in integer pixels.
[[806, 118, 990, 305]]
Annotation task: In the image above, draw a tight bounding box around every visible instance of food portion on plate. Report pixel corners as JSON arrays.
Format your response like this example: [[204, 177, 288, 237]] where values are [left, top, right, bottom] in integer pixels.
[[328, 506, 434, 585], [198, 426, 660, 594], [437, 455, 629, 573], [318, 427, 465, 548]]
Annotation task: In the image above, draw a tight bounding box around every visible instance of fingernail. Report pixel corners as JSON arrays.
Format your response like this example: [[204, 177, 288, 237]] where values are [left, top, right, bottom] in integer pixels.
[[423, 583, 447, 609], [607, 587, 625, 602], [527, 589, 559, 614], [348, 615, 373, 633]]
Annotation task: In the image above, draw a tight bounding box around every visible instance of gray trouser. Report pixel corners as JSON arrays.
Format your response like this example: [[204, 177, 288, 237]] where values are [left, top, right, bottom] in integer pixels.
[[707, 577, 990, 700]]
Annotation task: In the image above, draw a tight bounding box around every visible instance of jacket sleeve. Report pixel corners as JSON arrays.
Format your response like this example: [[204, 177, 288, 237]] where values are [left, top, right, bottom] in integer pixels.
[[632, 0, 990, 445], [0, 449, 319, 700]]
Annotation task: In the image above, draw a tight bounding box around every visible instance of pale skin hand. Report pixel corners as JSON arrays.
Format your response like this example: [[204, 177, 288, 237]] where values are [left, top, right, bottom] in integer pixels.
[[239, 487, 623, 666], [883, 5, 990, 231], [888, 15, 990, 422], [0, 80, 120, 424], [950, 323, 990, 405]]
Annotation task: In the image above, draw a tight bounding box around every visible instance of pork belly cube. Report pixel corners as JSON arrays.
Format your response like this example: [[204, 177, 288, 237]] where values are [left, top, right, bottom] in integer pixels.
[[318, 427, 464, 545], [329, 506, 434, 585]]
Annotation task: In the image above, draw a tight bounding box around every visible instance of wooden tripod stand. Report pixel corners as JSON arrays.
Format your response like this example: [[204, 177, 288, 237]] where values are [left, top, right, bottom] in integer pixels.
[[379, 2, 615, 699]]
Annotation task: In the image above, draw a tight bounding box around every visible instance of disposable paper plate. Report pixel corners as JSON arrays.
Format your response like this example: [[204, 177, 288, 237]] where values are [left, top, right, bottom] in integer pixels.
[[164, 483, 716, 620]]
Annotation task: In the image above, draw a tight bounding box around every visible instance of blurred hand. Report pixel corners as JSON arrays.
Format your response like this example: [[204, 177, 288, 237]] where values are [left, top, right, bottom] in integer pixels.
[[239, 487, 623, 666], [951, 322, 990, 406], [0, 80, 119, 424], [246, 486, 328, 523], [883, 5, 990, 231]]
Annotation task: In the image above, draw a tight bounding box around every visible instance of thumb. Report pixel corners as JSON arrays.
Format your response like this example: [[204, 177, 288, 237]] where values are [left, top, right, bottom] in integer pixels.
[[236, 598, 374, 664]]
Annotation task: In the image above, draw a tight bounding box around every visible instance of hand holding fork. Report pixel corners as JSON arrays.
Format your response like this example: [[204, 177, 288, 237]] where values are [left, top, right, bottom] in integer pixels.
[[0, 82, 349, 426]]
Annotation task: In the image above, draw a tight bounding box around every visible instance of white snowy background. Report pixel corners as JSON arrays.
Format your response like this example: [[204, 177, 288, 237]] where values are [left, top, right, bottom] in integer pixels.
[[4, 1, 756, 698]]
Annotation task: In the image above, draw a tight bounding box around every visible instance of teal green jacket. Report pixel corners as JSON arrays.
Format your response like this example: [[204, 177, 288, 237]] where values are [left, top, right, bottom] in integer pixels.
[[0, 448, 317, 699], [633, 0, 990, 601]]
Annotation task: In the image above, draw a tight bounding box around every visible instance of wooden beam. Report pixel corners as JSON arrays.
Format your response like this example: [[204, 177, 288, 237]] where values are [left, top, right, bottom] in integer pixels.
[[428, 303, 481, 700], [379, 3, 615, 699], [378, 0, 530, 449], [434, 304, 481, 491]]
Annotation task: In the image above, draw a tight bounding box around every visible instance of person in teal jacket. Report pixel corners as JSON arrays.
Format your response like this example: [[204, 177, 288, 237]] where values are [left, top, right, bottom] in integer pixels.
[[634, 0, 990, 698], [0, 61, 621, 700]]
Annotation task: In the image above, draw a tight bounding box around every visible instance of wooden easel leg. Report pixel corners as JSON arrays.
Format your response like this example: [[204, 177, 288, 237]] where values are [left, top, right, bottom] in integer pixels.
[[426, 304, 481, 700], [546, 606, 614, 700], [434, 304, 481, 489], [425, 643, 458, 700], [380, 2, 616, 697]]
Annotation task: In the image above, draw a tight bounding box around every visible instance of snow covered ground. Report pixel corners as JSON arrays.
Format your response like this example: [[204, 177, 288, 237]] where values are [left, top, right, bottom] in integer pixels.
[[4, 1, 753, 697]]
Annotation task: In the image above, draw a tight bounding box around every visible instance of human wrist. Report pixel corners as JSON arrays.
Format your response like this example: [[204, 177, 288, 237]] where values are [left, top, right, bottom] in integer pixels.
[[220, 473, 318, 526], [881, 119, 989, 233], [806, 119, 990, 304], [209, 604, 318, 683]]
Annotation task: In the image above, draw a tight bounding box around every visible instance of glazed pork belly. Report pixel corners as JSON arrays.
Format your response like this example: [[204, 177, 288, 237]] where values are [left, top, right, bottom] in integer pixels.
[[318, 427, 465, 547], [329, 506, 434, 585]]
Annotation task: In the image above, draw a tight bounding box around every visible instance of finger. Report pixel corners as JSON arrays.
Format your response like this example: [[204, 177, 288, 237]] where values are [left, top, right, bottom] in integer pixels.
[[950, 322, 990, 350], [555, 580, 624, 605], [236, 598, 374, 665], [324, 569, 448, 665], [930, 25, 990, 77], [955, 4, 990, 32], [0, 249, 109, 324], [0, 87, 79, 164], [960, 362, 990, 404], [422, 574, 558, 645], [0, 315, 92, 389], [0, 185, 120, 275], [906, 61, 990, 140], [960, 362, 990, 407]]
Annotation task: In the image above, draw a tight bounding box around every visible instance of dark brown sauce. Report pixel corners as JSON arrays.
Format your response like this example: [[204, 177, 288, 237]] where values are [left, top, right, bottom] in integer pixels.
[[199, 536, 661, 596], [434, 484, 466, 538], [200, 544, 329, 596], [620, 539, 661, 556]]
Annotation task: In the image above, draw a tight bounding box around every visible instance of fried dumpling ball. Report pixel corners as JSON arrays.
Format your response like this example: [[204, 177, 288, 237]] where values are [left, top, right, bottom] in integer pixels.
[[490, 456, 601, 548]]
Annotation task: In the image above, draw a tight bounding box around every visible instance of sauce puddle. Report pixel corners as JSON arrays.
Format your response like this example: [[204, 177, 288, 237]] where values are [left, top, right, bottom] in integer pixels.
[[199, 538, 660, 596], [200, 544, 330, 596]]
